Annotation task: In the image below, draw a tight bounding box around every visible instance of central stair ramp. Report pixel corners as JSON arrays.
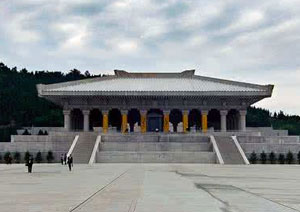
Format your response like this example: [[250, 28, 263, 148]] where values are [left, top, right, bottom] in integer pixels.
[[96, 134, 216, 163], [70, 133, 98, 164], [213, 136, 248, 164]]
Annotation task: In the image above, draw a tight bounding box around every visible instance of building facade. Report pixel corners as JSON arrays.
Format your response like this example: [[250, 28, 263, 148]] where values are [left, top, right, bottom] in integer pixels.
[[37, 70, 273, 134]]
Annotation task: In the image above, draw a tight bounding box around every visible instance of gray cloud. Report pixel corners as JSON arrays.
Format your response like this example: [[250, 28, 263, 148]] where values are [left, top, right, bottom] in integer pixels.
[[0, 0, 300, 114]]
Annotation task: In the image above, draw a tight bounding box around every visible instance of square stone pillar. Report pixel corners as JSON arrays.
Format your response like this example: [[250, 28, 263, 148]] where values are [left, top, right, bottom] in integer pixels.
[[182, 110, 189, 133], [163, 110, 170, 133], [201, 110, 208, 133], [82, 109, 90, 132], [220, 110, 228, 132], [102, 110, 109, 134], [239, 110, 247, 132], [63, 110, 71, 131], [121, 110, 128, 134], [140, 110, 147, 133]]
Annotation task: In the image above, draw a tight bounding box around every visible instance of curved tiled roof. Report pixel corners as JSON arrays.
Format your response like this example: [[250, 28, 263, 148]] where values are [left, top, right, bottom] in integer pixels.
[[47, 77, 264, 92], [37, 70, 273, 97]]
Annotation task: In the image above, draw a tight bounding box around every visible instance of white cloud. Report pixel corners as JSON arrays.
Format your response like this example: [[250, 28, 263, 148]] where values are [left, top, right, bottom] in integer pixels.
[[0, 0, 300, 114], [117, 40, 138, 52], [53, 19, 89, 49]]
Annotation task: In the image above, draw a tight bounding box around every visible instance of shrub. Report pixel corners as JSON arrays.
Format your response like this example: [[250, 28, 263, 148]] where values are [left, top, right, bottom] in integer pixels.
[[24, 151, 30, 162], [0, 153, 2, 162], [44, 131, 48, 135], [286, 151, 294, 164], [38, 130, 44, 135], [278, 153, 285, 164], [269, 152, 276, 164], [14, 152, 21, 163], [36, 151, 43, 163], [260, 151, 267, 164], [249, 151, 257, 164], [4, 152, 11, 164], [46, 151, 54, 163], [22, 129, 31, 135], [298, 151, 300, 164]]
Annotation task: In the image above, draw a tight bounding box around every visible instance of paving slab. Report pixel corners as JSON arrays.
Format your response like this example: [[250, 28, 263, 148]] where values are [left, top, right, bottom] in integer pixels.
[[0, 164, 300, 212]]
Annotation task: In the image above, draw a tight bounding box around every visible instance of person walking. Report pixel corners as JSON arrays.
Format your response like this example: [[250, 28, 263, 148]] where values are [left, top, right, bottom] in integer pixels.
[[64, 153, 67, 165], [60, 154, 64, 165], [67, 154, 73, 171], [27, 155, 34, 173]]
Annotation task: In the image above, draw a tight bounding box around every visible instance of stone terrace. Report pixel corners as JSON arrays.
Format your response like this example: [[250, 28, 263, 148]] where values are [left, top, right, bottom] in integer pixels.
[[1, 164, 300, 212]]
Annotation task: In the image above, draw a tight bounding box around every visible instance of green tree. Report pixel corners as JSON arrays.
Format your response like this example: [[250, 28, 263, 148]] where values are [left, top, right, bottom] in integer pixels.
[[24, 151, 30, 162], [269, 152, 276, 164], [278, 154, 285, 164], [297, 151, 300, 164], [286, 151, 294, 164], [4, 152, 11, 164], [38, 130, 44, 135], [260, 151, 267, 164], [35, 151, 43, 163], [14, 151, 21, 163], [249, 151, 257, 164], [22, 129, 30, 135], [46, 151, 54, 163]]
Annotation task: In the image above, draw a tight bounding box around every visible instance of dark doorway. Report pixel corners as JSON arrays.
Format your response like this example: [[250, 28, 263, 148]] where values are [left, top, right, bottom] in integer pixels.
[[128, 109, 140, 132], [227, 109, 239, 131], [109, 108, 122, 132], [147, 109, 163, 132], [170, 109, 182, 132], [71, 109, 83, 131], [189, 109, 201, 131], [89, 109, 102, 130], [208, 109, 220, 131]]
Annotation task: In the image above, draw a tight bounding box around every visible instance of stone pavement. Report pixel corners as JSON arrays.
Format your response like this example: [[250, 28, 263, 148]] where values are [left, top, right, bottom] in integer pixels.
[[0, 163, 300, 212]]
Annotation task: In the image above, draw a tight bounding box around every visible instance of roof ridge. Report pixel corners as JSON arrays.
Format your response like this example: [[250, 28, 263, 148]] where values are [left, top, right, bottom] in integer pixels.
[[114, 70, 195, 78]]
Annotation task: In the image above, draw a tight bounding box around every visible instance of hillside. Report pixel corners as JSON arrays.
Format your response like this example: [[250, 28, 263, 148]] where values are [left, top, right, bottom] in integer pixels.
[[0, 62, 299, 141]]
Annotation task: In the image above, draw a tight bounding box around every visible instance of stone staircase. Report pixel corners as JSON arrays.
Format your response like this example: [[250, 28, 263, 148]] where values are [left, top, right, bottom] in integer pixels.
[[214, 136, 244, 164], [71, 134, 97, 164], [97, 141, 216, 163]]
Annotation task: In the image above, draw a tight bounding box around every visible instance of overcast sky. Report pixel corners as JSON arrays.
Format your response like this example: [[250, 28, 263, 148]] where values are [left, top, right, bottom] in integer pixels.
[[0, 0, 300, 114]]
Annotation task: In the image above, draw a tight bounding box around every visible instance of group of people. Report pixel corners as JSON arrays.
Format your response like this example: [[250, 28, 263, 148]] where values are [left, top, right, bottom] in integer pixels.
[[61, 153, 73, 171], [25, 153, 74, 173]]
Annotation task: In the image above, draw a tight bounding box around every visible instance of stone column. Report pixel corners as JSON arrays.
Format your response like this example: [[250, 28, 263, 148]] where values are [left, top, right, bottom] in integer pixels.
[[63, 110, 71, 131], [121, 110, 128, 134], [201, 110, 208, 133], [102, 110, 109, 134], [239, 110, 247, 131], [163, 110, 170, 133], [82, 109, 90, 132], [220, 110, 228, 132], [182, 110, 189, 133], [140, 110, 147, 133]]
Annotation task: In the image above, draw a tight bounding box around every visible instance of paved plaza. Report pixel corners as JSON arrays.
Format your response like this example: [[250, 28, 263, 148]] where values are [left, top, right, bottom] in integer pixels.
[[1, 164, 300, 212]]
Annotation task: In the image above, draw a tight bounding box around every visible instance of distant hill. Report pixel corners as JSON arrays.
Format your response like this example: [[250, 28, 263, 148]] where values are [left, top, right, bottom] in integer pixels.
[[0, 62, 299, 141]]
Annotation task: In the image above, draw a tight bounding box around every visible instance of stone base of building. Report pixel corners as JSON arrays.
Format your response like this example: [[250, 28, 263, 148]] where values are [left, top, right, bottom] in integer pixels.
[[1, 128, 299, 164]]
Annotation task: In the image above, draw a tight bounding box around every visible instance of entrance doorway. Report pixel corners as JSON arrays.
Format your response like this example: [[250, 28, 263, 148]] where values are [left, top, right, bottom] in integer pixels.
[[147, 109, 163, 132]]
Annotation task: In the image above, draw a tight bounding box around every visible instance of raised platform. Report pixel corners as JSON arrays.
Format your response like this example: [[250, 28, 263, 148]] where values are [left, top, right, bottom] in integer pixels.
[[97, 141, 215, 163], [3, 131, 300, 164]]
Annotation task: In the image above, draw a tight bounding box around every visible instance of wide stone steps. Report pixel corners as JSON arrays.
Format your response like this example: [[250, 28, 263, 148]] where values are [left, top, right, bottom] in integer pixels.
[[96, 151, 216, 163], [96, 141, 215, 163], [72, 134, 97, 164], [100, 142, 212, 152], [214, 136, 244, 164]]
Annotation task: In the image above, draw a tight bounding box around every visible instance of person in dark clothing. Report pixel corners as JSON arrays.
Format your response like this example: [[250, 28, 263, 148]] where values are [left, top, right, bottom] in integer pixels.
[[64, 153, 67, 165], [60, 154, 64, 165], [67, 154, 73, 171], [27, 155, 34, 173]]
